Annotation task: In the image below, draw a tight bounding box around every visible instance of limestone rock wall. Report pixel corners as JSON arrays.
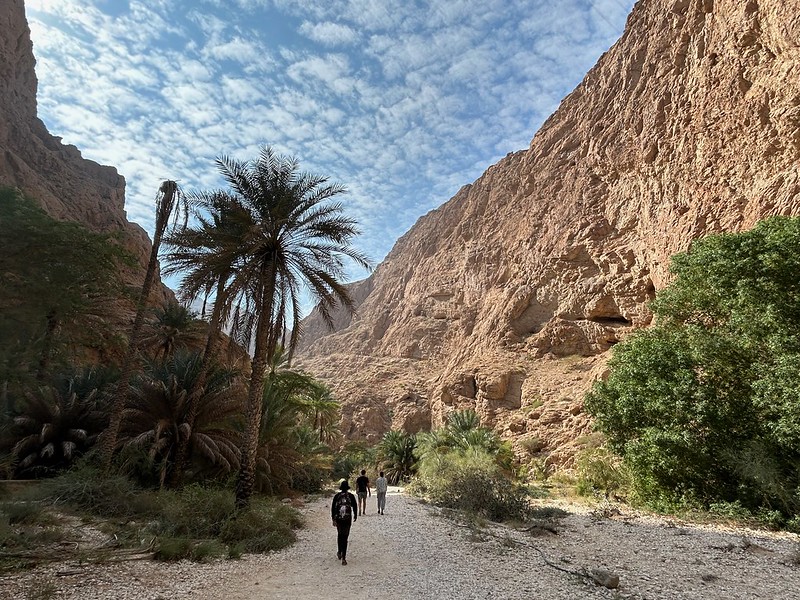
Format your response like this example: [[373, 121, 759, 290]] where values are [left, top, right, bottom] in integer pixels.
[[297, 0, 800, 463], [0, 0, 167, 309]]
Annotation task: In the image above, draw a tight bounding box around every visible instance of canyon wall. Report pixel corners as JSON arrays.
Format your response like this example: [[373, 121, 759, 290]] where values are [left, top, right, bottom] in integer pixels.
[[297, 0, 800, 463], [0, 0, 158, 287]]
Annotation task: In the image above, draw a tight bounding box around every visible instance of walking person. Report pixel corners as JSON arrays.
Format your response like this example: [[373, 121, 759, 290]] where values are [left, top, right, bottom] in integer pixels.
[[331, 480, 357, 565], [355, 469, 371, 515], [375, 471, 388, 515]]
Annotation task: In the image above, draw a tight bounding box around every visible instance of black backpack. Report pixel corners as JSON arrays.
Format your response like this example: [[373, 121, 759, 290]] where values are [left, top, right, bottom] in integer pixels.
[[335, 492, 352, 521]]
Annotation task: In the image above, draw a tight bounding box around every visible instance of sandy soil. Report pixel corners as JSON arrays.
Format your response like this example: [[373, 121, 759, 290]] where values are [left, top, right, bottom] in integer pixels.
[[4, 487, 800, 599]]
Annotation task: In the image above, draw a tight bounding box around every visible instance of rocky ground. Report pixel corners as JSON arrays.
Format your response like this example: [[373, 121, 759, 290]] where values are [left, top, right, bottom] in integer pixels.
[[3, 488, 800, 599]]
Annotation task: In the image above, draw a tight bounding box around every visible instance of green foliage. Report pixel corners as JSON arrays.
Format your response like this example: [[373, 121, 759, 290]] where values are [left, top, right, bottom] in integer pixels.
[[255, 348, 336, 495], [140, 302, 207, 361], [218, 500, 299, 552], [33, 463, 151, 518], [331, 442, 376, 482], [410, 409, 530, 522], [0, 187, 130, 383], [575, 447, 629, 499], [0, 500, 47, 525], [411, 450, 531, 522], [156, 484, 235, 538], [1, 368, 114, 478], [417, 410, 514, 472], [586, 217, 800, 520], [376, 430, 417, 484], [25, 465, 301, 559], [119, 351, 243, 488]]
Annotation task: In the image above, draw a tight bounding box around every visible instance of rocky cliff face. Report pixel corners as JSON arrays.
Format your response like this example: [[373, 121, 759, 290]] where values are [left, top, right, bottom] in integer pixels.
[[297, 0, 800, 463], [0, 0, 158, 286]]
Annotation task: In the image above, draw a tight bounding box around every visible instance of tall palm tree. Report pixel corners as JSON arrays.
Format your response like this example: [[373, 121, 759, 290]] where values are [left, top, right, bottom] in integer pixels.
[[163, 190, 244, 366], [101, 181, 188, 469], [300, 382, 341, 445], [170, 146, 369, 507]]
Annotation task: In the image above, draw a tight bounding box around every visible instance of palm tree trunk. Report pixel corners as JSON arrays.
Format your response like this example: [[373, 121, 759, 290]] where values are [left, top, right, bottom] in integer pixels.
[[36, 309, 60, 381], [235, 318, 270, 508], [235, 267, 277, 509], [167, 277, 227, 488], [100, 181, 177, 471]]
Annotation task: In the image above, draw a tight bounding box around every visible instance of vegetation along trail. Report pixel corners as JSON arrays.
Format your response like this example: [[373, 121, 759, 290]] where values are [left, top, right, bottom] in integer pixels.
[[7, 487, 800, 599]]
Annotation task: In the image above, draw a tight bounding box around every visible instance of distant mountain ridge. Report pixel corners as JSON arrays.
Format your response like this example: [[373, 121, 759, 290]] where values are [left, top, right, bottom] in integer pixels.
[[296, 0, 800, 463]]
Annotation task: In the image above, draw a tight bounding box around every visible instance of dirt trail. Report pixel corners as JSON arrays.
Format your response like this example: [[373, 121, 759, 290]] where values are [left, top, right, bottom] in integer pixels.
[[5, 488, 800, 599], [195, 488, 407, 600]]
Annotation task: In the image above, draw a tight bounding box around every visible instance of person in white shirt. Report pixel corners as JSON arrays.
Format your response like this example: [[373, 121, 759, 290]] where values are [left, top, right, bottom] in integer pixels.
[[375, 471, 388, 515]]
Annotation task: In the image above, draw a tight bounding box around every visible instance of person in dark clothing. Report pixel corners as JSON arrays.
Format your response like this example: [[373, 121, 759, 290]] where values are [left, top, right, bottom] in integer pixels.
[[355, 469, 371, 515], [331, 479, 358, 565]]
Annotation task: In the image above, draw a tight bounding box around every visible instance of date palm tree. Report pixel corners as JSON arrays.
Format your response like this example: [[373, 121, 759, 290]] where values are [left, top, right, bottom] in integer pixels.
[[300, 382, 341, 445], [377, 430, 418, 484], [101, 181, 188, 469], [169, 146, 369, 507], [140, 301, 207, 361], [120, 351, 243, 488], [163, 191, 244, 366]]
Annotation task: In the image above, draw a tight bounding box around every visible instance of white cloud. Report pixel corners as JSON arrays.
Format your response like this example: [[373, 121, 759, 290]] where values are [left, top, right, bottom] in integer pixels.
[[204, 36, 264, 63], [299, 21, 359, 46], [25, 0, 637, 296]]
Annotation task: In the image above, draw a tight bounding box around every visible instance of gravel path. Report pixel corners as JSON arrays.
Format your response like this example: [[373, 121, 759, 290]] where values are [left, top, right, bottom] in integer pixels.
[[3, 488, 800, 599]]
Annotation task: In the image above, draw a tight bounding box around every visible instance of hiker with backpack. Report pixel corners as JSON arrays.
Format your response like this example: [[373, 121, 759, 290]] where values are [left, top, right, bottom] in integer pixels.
[[331, 479, 358, 565]]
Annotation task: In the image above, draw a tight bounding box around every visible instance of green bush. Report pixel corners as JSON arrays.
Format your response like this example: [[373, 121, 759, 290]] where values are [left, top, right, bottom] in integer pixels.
[[575, 447, 629, 499], [0, 501, 48, 525], [411, 450, 531, 522], [331, 441, 376, 481], [154, 537, 227, 562], [32, 463, 156, 519], [156, 484, 234, 538], [586, 217, 800, 522], [15, 462, 304, 560], [155, 536, 193, 561], [219, 500, 299, 552]]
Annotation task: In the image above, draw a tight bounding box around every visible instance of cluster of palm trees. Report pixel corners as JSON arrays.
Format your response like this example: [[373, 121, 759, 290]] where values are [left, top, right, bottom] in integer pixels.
[[375, 409, 515, 485], [2, 147, 370, 506]]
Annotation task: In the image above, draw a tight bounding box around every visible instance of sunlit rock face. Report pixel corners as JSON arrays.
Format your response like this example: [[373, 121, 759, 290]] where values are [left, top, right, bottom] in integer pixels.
[[297, 0, 800, 462], [0, 0, 169, 312]]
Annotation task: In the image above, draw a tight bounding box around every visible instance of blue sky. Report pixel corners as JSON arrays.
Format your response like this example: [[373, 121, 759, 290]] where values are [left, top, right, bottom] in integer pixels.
[[26, 0, 634, 297]]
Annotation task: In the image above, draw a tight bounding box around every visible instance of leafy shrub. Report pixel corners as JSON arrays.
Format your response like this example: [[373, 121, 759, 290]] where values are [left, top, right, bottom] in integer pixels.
[[519, 436, 545, 456], [411, 450, 531, 522], [586, 217, 800, 522], [575, 447, 629, 499], [0, 501, 48, 525], [154, 537, 227, 562], [154, 536, 193, 561], [156, 484, 234, 538], [33, 463, 155, 519], [219, 499, 299, 552]]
